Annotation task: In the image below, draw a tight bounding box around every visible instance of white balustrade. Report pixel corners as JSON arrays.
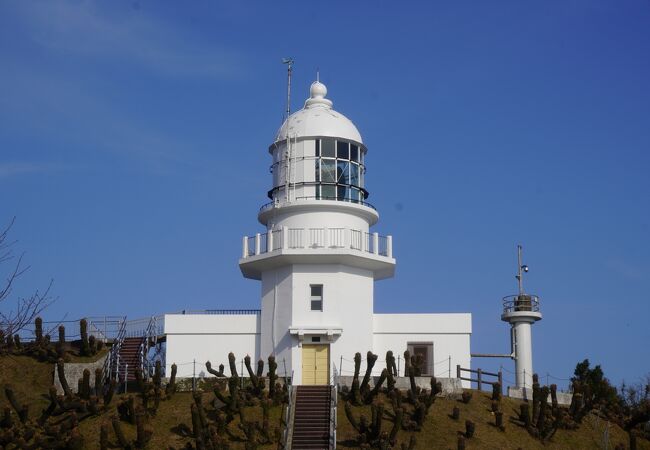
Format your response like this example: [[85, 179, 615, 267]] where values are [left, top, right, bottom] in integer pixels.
[[242, 226, 393, 259]]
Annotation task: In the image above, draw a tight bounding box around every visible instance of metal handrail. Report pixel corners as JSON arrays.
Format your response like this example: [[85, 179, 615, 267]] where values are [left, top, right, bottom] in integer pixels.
[[172, 309, 261, 315], [502, 294, 541, 313], [283, 369, 295, 449], [102, 316, 127, 386], [329, 362, 339, 450], [260, 195, 376, 212]]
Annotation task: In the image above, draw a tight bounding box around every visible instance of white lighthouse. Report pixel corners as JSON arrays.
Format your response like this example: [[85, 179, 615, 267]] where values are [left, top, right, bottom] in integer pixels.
[[501, 245, 542, 391], [163, 78, 472, 386], [239, 79, 395, 385]]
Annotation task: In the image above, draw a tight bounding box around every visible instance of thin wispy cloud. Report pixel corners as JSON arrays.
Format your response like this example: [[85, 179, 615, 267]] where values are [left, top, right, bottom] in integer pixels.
[[8, 1, 244, 79], [0, 162, 73, 179]]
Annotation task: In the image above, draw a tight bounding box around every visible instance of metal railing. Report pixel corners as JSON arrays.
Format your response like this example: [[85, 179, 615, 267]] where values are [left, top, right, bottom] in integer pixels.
[[174, 309, 261, 315], [102, 316, 127, 386], [330, 362, 339, 450], [457, 365, 503, 393], [259, 195, 376, 213], [242, 226, 392, 259], [502, 294, 540, 314], [283, 369, 296, 450]]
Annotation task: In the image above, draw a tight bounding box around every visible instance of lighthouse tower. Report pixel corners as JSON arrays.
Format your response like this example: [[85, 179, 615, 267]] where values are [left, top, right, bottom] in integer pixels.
[[501, 245, 542, 390], [239, 80, 396, 385]]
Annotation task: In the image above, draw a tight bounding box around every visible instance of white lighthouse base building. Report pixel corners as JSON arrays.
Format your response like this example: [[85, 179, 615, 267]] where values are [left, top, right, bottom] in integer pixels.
[[164, 311, 471, 384], [164, 80, 472, 386]]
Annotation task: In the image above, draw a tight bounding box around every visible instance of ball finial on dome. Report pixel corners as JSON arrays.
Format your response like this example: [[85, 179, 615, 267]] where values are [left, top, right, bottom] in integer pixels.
[[305, 80, 333, 109], [310, 81, 327, 99]]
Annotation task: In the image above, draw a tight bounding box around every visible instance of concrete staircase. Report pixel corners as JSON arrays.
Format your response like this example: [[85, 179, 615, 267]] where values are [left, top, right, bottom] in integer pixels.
[[291, 385, 331, 450], [116, 337, 144, 382]]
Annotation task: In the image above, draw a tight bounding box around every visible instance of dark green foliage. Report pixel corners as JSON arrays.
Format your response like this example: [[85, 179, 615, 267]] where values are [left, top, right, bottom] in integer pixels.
[[573, 359, 620, 412]]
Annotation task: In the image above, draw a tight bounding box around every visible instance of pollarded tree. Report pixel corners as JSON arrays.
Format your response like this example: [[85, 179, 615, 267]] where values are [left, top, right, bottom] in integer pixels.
[[0, 217, 55, 337]]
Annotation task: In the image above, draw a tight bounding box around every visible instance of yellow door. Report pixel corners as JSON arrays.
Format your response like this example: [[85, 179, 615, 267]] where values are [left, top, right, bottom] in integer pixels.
[[302, 344, 329, 385]]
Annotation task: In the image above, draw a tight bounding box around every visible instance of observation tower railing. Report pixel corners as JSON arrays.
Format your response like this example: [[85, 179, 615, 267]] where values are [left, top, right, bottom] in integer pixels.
[[502, 294, 541, 314], [242, 226, 392, 259]]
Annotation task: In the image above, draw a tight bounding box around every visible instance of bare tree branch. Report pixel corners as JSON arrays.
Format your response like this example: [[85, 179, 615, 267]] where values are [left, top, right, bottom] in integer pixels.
[[0, 217, 56, 335]]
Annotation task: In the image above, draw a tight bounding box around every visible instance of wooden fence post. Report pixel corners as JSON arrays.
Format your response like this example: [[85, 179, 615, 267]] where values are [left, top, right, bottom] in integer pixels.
[[456, 364, 461, 379], [477, 368, 482, 391]]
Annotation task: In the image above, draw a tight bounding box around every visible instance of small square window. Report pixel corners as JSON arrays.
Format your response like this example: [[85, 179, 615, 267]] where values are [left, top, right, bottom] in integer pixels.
[[315, 139, 320, 157], [310, 284, 323, 311], [312, 336, 321, 343]]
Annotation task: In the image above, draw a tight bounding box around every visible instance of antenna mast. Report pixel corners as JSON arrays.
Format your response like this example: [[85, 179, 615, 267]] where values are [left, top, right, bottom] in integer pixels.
[[516, 244, 525, 295], [281, 58, 294, 203], [282, 58, 294, 129]]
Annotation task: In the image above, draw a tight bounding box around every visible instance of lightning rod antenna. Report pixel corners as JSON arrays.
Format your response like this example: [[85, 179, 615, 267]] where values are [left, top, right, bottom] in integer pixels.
[[282, 58, 294, 128]]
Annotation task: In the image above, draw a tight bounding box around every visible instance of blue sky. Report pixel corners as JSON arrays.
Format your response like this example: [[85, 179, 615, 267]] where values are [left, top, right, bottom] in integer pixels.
[[1, 1, 649, 388]]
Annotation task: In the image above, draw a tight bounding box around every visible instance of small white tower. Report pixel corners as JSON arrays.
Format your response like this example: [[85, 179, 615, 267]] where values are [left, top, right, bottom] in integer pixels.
[[239, 79, 395, 385], [501, 245, 542, 390]]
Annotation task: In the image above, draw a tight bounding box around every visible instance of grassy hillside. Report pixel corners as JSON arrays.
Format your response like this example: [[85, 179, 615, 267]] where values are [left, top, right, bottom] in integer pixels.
[[2, 355, 648, 449], [337, 391, 650, 449]]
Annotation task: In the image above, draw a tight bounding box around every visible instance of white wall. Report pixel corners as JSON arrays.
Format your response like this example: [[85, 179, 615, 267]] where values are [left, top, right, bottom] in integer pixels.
[[164, 314, 260, 378], [260, 266, 294, 373], [372, 313, 472, 387]]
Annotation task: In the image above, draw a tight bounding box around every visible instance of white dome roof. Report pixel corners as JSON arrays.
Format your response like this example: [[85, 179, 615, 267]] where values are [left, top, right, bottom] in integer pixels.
[[275, 81, 363, 144]]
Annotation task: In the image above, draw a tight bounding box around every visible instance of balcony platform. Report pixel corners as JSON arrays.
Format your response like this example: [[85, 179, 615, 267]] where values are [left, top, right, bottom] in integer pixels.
[[239, 226, 395, 280]]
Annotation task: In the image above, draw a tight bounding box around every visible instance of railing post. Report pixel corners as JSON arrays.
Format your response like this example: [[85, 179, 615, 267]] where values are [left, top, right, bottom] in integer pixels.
[[372, 232, 379, 255], [456, 364, 461, 379], [267, 230, 273, 252], [282, 226, 288, 250], [397, 355, 401, 376], [448, 356, 451, 378], [387, 235, 393, 258], [499, 371, 503, 395], [323, 227, 329, 248], [242, 236, 248, 258], [255, 233, 261, 255], [477, 368, 482, 391]]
